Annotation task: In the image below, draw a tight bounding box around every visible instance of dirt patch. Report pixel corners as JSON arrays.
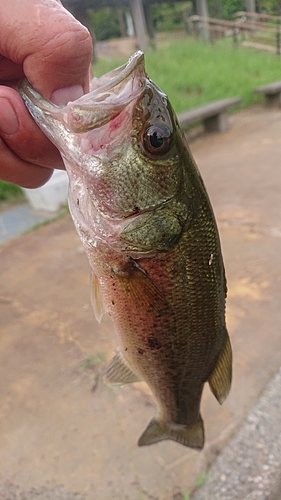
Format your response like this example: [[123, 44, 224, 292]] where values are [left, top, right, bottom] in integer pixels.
[[1, 105, 281, 498]]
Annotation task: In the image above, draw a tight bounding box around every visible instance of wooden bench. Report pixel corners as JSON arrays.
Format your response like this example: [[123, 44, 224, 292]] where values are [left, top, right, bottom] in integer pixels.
[[177, 96, 242, 133], [253, 80, 281, 106]]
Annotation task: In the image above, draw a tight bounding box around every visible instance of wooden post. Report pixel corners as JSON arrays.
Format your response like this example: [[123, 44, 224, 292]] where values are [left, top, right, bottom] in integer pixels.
[[143, 2, 156, 49], [276, 22, 281, 55], [195, 0, 210, 40], [129, 0, 149, 52], [117, 8, 127, 38], [246, 0, 256, 13]]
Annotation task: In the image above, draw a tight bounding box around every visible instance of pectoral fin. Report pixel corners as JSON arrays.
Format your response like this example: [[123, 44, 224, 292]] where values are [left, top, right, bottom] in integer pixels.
[[138, 416, 204, 449], [104, 348, 140, 386], [90, 271, 106, 323], [208, 332, 232, 404]]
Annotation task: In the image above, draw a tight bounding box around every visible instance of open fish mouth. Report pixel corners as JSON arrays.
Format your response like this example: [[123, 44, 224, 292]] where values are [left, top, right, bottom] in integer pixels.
[[89, 51, 145, 95], [20, 51, 147, 134]]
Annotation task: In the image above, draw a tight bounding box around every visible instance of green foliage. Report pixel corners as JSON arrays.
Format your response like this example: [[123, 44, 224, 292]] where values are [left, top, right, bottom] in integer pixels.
[[150, 2, 191, 32], [81, 351, 104, 370], [0, 180, 24, 203], [223, 0, 245, 19], [88, 7, 122, 41], [93, 36, 281, 113], [262, 0, 281, 14], [65, 1, 192, 41], [221, 0, 281, 17]]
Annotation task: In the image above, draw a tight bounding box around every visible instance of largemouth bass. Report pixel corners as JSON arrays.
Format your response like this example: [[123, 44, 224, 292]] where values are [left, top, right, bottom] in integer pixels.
[[19, 51, 232, 449]]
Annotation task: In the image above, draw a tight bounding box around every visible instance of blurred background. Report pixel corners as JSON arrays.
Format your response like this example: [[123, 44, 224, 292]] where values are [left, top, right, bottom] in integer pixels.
[[1, 2, 281, 500]]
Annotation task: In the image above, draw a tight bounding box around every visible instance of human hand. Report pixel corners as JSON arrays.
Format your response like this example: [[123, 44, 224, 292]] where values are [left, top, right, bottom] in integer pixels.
[[0, 0, 93, 188]]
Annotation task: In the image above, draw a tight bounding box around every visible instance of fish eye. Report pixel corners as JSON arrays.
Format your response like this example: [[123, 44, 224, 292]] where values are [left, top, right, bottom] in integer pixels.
[[143, 124, 172, 155]]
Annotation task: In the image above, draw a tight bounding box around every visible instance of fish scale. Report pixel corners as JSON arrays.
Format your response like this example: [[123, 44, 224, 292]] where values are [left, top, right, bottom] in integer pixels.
[[19, 50, 232, 449]]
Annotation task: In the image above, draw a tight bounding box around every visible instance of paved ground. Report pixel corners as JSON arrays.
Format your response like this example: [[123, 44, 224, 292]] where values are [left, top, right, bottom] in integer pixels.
[[1, 104, 281, 499], [0, 203, 53, 245], [193, 366, 281, 500]]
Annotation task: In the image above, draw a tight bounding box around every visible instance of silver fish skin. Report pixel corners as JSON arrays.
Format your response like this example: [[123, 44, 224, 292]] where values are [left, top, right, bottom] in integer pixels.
[[19, 51, 232, 449]]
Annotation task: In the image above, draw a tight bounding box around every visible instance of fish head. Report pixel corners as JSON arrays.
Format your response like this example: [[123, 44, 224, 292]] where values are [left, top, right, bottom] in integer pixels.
[[20, 51, 189, 253]]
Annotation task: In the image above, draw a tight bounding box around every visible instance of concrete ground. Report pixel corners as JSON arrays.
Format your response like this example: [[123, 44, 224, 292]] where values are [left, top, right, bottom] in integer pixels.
[[0, 203, 54, 245], [193, 365, 281, 500], [1, 104, 281, 499]]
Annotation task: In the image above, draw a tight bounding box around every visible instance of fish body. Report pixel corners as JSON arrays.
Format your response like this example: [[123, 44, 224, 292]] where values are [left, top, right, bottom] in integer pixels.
[[19, 52, 232, 449]]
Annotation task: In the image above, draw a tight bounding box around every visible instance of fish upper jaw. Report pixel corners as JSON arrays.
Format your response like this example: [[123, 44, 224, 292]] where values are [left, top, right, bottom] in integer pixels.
[[19, 52, 148, 180], [67, 51, 147, 133], [19, 51, 146, 138]]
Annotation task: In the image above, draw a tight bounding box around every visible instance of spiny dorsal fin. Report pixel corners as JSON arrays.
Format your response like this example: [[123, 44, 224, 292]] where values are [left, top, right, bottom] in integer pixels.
[[208, 331, 232, 404], [104, 348, 140, 386], [138, 416, 204, 449]]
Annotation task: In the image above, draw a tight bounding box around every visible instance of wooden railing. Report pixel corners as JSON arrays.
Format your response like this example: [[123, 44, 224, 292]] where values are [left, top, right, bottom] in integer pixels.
[[187, 12, 281, 54]]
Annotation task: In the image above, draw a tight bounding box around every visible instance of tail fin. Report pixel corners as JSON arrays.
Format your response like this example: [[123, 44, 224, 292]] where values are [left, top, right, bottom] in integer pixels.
[[138, 416, 204, 449]]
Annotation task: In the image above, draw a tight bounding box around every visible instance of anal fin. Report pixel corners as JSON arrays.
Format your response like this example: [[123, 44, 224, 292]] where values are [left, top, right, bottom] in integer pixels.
[[138, 416, 204, 449], [208, 331, 232, 404], [104, 348, 140, 386]]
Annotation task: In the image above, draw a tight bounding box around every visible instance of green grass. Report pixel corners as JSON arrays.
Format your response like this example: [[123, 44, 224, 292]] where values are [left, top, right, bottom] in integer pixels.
[[0, 180, 24, 204], [2, 36, 281, 203], [181, 470, 207, 499], [93, 35, 281, 113], [23, 204, 69, 234], [80, 351, 105, 370]]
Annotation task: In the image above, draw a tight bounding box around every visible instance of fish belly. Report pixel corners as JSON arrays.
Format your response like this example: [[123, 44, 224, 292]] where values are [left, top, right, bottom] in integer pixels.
[[93, 232, 231, 449]]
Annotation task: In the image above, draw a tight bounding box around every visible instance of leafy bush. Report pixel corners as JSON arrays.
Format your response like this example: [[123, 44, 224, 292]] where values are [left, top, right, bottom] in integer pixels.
[[222, 0, 244, 19], [150, 2, 191, 32], [88, 7, 122, 41], [0, 180, 23, 203]]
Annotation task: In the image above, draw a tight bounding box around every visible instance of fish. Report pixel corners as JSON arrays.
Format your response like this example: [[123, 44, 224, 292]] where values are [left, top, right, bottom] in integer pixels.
[[19, 51, 232, 449]]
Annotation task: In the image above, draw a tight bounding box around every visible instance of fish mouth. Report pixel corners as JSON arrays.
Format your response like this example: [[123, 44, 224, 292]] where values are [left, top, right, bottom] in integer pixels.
[[89, 51, 145, 96], [20, 51, 147, 134], [66, 51, 147, 133]]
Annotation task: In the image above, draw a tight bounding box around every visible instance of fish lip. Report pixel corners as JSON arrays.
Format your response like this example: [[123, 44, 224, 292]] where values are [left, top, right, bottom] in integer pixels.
[[20, 50, 144, 105], [19, 78, 55, 112], [66, 51, 146, 132], [19, 51, 147, 134], [89, 51, 145, 95]]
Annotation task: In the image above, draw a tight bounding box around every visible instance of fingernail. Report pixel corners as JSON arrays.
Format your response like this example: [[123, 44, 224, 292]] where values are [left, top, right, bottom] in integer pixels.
[[51, 85, 84, 105], [0, 98, 19, 135]]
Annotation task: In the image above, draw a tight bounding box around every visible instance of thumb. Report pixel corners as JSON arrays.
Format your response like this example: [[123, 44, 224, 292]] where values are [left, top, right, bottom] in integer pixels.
[[0, 0, 93, 100]]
